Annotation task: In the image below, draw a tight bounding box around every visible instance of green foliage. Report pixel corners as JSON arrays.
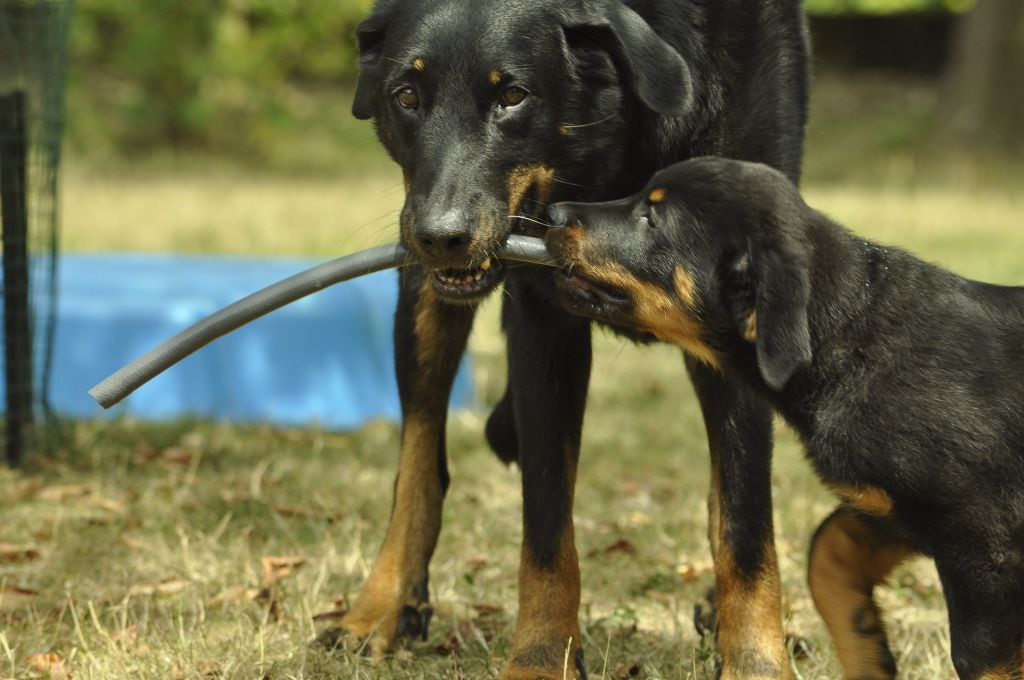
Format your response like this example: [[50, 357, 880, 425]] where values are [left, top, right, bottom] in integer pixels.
[[67, 0, 975, 151], [805, 0, 974, 14], [69, 0, 373, 150]]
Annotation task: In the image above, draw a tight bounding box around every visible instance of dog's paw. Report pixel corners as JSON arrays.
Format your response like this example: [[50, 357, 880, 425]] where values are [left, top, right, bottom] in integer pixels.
[[693, 585, 717, 638], [498, 646, 587, 680], [313, 600, 433, 657]]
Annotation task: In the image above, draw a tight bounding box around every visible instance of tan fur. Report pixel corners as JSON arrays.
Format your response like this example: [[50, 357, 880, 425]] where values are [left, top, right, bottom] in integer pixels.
[[714, 531, 789, 678], [831, 485, 894, 517], [743, 310, 758, 342], [507, 164, 555, 217], [574, 259, 720, 369], [977, 671, 1016, 680], [489, 69, 502, 85], [559, 123, 572, 136], [335, 281, 449, 655], [501, 448, 582, 680], [414, 284, 444, 369], [648, 187, 667, 203], [808, 510, 912, 680], [412, 57, 426, 71], [674, 264, 699, 308]]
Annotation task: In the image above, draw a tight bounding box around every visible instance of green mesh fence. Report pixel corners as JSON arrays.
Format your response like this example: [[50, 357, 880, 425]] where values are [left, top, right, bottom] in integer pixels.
[[0, 0, 72, 465]]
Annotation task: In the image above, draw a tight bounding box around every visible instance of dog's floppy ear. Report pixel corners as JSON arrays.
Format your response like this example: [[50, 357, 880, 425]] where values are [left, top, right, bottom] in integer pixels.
[[352, 11, 389, 120], [749, 237, 812, 391], [564, 2, 693, 117]]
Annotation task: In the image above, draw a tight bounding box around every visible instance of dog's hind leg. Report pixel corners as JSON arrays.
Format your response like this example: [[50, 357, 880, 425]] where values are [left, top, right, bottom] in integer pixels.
[[498, 274, 590, 680], [485, 387, 519, 465], [688, 358, 790, 680], [316, 267, 475, 656], [808, 506, 913, 680]]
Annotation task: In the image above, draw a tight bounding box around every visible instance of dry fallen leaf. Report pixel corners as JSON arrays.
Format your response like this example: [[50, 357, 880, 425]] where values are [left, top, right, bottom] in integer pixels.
[[0, 542, 41, 563], [260, 555, 306, 587], [311, 607, 346, 622], [589, 538, 637, 559], [119, 534, 143, 550], [172, 661, 221, 680], [470, 601, 504, 616], [161, 447, 194, 466], [272, 505, 342, 523], [38, 484, 91, 502], [111, 624, 138, 647], [4, 477, 43, 503], [627, 511, 651, 527], [208, 586, 261, 608], [0, 585, 37, 610], [91, 497, 126, 515], [27, 652, 70, 679], [677, 559, 714, 584], [128, 578, 189, 597]]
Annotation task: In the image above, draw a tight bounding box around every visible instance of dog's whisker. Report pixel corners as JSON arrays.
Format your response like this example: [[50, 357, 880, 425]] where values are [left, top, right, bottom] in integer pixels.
[[551, 176, 594, 190], [561, 112, 617, 129], [509, 214, 553, 228]]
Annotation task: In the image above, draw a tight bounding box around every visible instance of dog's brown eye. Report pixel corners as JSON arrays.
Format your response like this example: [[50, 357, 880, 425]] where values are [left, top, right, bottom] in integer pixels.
[[499, 86, 528, 108], [396, 87, 419, 110]]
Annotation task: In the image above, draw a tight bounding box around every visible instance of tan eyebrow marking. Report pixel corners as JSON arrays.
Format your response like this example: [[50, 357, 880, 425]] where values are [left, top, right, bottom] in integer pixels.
[[489, 69, 502, 85], [412, 57, 426, 71], [648, 187, 667, 203]]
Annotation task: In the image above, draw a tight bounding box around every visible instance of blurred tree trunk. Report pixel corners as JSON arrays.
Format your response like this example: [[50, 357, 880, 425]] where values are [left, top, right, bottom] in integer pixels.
[[941, 0, 1024, 149]]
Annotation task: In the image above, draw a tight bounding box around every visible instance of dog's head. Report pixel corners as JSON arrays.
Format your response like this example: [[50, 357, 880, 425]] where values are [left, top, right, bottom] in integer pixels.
[[545, 157, 814, 391], [353, 0, 694, 302]]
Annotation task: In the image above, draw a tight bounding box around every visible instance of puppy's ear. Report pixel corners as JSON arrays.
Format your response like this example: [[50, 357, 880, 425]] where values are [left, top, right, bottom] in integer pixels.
[[352, 12, 388, 120], [564, 3, 693, 117], [749, 238, 812, 391]]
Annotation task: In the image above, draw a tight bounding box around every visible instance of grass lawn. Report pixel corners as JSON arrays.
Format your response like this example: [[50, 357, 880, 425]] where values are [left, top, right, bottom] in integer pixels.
[[3, 73, 1022, 679]]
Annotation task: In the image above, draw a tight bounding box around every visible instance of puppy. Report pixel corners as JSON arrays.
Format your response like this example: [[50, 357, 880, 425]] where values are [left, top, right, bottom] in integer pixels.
[[545, 156, 1024, 680]]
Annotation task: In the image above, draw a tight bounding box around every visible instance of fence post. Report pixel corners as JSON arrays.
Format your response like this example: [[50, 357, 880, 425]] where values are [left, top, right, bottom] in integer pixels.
[[0, 90, 33, 466]]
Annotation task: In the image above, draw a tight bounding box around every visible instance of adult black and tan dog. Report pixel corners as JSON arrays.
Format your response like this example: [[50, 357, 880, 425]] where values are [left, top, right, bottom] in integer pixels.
[[545, 156, 1024, 680], [324, 1, 809, 677]]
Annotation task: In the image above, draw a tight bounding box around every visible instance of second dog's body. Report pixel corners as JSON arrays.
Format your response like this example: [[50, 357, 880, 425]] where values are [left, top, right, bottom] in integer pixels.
[[545, 157, 1024, 679]]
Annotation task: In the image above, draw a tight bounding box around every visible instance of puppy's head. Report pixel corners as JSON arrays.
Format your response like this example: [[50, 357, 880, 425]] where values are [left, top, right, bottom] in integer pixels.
[[352, 0, 694, 303], [545, 157, 814, 390]]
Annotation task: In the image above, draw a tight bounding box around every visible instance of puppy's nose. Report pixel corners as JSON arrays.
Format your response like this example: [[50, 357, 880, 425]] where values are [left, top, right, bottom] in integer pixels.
[[416, 208, 471, 260], [547, 203, 576, 228]]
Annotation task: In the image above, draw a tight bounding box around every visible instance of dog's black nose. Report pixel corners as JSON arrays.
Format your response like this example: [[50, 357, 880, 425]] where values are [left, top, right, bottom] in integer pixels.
[[416, 209, 471, 260], [547, 203, 575, 228]]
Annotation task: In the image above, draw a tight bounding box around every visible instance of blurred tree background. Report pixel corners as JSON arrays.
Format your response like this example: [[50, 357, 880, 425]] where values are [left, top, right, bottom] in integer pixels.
[[65, 0, 1023, 160]]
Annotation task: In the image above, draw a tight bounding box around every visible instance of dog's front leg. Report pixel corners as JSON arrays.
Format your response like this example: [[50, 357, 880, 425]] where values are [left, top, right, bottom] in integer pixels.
[[317, 266, 475, 655], [688, 358, 791, 679], [499, 275, 591, 680]]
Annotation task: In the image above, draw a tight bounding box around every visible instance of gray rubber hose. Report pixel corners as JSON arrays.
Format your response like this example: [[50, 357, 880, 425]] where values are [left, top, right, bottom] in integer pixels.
[[89, 235, 557, 409]]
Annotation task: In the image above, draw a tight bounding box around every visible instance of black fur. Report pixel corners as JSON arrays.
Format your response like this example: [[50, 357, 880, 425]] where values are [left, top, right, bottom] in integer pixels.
[[344, 1, 809, 675], [547, 156, 1024, 679]]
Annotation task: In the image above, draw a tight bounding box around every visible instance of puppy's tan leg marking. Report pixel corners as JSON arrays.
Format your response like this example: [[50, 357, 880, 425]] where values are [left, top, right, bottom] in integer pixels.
[[808, 507, 912, 680]]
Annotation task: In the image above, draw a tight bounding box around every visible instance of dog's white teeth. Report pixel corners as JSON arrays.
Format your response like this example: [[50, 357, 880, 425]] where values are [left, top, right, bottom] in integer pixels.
[[481, 258, 491, 271]]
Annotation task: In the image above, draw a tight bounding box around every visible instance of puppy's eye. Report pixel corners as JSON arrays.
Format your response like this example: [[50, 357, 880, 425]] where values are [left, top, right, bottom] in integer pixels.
[[396, 87, 419, 110], [498, 86, 528, 108]]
